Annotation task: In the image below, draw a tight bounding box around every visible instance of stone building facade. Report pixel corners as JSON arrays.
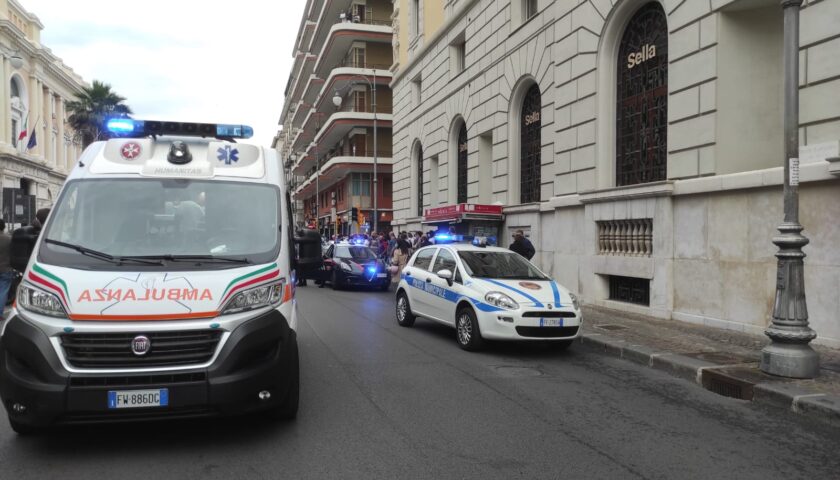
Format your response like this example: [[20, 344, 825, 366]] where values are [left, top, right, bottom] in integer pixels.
[[0, 0, 85, 226], [390, 0, 840, 346]]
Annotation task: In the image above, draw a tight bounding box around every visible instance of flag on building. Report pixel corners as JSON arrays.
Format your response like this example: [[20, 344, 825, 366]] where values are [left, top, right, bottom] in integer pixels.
[[26, 129, 37, 150], [17, 114, 28, 141]]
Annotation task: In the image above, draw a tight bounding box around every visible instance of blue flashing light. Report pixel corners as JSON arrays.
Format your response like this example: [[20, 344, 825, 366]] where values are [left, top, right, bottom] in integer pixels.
[[216, 124, 254, 139], [104, 119, 253, 139], [366, 266, 377, 274], [106, 118, 139, 133], [433, 233, 462, 244]]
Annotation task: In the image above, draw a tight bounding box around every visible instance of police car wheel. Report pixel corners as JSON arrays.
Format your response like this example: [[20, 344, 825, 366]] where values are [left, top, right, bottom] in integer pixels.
[[396, 291, 416, 327], [456, 307, 484, 351], [331, 271, 343, 290]]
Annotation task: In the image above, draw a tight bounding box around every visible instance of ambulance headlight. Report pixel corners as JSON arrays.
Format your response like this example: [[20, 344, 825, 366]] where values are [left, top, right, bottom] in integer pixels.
[[485, 291, 519, 310], [221, 281, 285, 315], [18, 284, 67, 318]]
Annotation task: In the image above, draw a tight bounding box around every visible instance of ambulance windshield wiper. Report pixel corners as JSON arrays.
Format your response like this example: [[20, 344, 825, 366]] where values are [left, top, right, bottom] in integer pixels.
[[137, 254, 251, 265], [44, 239, 164, 266]]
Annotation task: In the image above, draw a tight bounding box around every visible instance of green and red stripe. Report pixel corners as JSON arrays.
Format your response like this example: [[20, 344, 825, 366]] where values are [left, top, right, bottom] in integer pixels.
[[28, 264, 70, 306], [220, 263, 280, 305]]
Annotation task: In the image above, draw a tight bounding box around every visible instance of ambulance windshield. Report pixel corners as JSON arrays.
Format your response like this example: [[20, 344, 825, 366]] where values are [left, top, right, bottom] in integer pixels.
[[40, 179, 280, 269]]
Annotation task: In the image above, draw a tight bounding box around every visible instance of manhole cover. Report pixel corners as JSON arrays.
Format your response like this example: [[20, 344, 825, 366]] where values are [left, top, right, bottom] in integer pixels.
[[596, 324, 629, 331], [491, 366, 543, 377]]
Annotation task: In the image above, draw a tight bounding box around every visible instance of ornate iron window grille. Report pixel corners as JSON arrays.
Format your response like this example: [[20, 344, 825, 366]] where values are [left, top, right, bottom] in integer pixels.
[[616, 3, 668, 187], [457, 124, 468, 204], [520, 84, 541, 204]]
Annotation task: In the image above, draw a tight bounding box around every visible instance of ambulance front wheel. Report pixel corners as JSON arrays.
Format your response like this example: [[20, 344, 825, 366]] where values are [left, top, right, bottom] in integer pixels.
[[268, 339, 299, 421]]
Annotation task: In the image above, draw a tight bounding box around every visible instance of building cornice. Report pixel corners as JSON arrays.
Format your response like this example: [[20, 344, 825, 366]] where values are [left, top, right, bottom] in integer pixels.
[[0, 21, 86, 95]]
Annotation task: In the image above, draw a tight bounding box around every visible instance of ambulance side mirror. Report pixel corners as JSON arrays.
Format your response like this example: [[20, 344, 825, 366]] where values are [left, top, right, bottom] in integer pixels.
[[436, 269, 453, 287], [294, 229, 323, 276]]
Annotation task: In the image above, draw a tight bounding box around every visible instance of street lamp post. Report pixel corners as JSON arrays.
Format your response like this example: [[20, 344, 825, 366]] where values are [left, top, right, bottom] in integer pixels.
[[760, 0, 819, 379], [333, 69, 377, 234]]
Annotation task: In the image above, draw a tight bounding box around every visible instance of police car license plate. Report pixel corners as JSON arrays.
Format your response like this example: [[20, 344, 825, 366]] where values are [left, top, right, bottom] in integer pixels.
[[539, 318, 564, 327], [377, 273, 387, 278], [108, 389, 169, 409]]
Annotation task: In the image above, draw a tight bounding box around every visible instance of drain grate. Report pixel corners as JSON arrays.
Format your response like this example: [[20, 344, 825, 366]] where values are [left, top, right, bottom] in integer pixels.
[[596, 324, 629, 331], [702, 369, 754, 400]]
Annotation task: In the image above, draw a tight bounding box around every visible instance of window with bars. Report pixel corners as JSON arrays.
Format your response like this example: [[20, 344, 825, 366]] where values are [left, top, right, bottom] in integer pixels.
[[520, 84, 541, 204], [457, 123, 468, 204], [608, 276, 650, 306], [616, 3, 668, 187]]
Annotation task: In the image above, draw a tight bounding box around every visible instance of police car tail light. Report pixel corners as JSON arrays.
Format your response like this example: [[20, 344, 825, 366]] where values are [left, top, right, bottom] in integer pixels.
[[485, 291, 519, 310], [18, 284, 67, 318], [105, 119, 254, 140], [221, 280, 286, 315]]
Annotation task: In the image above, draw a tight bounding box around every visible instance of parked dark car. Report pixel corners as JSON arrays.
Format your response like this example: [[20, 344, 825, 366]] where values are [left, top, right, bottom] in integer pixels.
[[314, 243, 390, 291]]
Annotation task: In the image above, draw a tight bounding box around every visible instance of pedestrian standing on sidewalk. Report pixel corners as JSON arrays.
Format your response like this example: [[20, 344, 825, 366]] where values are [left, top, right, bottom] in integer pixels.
[[0, 220, 14, 315], [509, 229, 535, 260]]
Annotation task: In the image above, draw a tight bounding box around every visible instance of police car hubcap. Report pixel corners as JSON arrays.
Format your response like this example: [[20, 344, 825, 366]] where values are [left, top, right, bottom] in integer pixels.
[[397, 297, 406, 320], [457, 314, 472, 344]]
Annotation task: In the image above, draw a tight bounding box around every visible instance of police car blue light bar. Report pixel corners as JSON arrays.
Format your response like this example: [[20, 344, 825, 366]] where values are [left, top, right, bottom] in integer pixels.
[[105, 119, 254, 139]]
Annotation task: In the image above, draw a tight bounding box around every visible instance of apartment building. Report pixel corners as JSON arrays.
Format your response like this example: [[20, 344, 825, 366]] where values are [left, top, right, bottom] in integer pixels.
[[278, 0, 396, 235]]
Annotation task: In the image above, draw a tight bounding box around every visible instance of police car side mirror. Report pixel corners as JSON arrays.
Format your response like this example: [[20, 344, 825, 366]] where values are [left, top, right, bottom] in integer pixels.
[[436, 269, 454, 287]]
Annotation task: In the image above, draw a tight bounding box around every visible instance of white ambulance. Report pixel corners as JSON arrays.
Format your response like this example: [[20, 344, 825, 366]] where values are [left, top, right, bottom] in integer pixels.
[[0, 120, 320, 434]]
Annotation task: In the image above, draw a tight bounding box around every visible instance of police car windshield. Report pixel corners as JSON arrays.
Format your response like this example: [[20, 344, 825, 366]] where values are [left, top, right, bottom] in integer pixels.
[[335, 245, 376, 260], [40, 179, 280, 270], [458, 251, 547, 280]]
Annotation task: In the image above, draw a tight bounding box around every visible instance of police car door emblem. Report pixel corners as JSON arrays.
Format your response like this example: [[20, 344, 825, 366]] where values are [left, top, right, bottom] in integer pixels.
[[547, 303, 553, 309], [121, 142, 141, 160], [216, 145, 239, 165], [131, 335, 151, 356]]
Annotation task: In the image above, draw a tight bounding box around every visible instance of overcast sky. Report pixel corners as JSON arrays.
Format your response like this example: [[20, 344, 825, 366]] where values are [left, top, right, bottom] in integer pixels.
[[22, 0, 306, 146]]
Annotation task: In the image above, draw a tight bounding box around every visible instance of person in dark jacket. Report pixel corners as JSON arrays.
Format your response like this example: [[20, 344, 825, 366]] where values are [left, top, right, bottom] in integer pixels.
[[509, 230, 535, 260], [10, 208, 50, 272]]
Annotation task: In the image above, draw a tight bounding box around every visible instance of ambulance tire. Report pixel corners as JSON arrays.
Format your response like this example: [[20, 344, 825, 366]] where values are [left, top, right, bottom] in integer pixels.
[[269, 340, 299, 421], [395, 291, 415, 327], [456, 306, 484, 352], [8, 416, 35, 435]]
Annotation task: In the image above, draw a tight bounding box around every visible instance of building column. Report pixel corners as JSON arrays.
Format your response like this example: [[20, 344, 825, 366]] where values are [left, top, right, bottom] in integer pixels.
[[28, 75, 39, 156], [56, 96, 66, 172], [0, 57, 7, 148], [45, 88, 53, 167]]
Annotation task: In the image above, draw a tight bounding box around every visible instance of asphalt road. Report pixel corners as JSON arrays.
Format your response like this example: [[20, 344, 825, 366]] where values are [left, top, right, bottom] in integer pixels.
[[1, 285, 839, 480]]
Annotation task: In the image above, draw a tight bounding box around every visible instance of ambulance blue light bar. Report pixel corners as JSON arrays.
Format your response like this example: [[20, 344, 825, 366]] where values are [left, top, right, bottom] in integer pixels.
[[105, 119, 254, 139]]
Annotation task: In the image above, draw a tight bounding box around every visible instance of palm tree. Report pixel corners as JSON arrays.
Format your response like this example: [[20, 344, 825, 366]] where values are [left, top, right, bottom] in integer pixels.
[[65, 80, 133, 148]]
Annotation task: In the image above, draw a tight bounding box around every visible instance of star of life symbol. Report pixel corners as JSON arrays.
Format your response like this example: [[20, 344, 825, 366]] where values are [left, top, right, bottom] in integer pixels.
[[121, 142, 141, 160], [217, 145, 239, 165]]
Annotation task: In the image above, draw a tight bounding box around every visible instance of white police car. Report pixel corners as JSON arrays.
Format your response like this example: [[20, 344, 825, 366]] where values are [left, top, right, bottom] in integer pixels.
[[394, 239, 581, 350]]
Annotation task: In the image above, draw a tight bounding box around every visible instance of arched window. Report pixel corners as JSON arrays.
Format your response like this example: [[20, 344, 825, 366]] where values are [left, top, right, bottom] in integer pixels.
[[520, 84, 541, 204], [9, 75, 27, 147], [457, 123, 468, 204], [616, 2, 668, 187]]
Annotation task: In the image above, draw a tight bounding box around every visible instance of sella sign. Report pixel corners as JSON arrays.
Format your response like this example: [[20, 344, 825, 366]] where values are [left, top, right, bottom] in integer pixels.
[[627, 43, 656, 69]]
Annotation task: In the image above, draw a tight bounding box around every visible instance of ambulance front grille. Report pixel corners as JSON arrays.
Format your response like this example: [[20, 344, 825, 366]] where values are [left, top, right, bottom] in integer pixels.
[[60, 330, 223, 368]]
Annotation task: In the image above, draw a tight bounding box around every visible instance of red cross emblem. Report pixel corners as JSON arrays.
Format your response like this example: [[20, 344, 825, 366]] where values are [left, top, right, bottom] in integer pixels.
[[121, 142, 141, 160]]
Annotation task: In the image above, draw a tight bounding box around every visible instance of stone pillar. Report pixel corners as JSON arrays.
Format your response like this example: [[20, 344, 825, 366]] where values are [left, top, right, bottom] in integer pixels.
[[28, 75, 40, 155], [56, 96, 65, 172], [45, 88, 54, 167], [0, 57, 6, 148]]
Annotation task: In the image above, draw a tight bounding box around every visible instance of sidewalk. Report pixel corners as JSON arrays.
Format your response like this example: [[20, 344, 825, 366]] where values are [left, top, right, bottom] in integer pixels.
[[576, 305, 840, 426]]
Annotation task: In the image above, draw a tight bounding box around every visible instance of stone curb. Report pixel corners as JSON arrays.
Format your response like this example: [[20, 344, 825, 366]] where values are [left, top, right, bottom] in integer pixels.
[[577, 333, 840, 427]]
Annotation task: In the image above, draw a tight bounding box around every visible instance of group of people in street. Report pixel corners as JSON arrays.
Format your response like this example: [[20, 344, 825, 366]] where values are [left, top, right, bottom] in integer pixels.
[[309, 226, 536, 290]]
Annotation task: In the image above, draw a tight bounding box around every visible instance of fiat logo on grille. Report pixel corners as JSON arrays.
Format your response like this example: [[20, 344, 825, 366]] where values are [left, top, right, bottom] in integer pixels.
[[131, 335, 151, 356]]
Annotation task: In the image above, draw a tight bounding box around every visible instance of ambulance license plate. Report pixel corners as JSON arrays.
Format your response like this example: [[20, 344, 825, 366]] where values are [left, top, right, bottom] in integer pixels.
[[108, 389, 169, 409], [539, 318, 564, 327]]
